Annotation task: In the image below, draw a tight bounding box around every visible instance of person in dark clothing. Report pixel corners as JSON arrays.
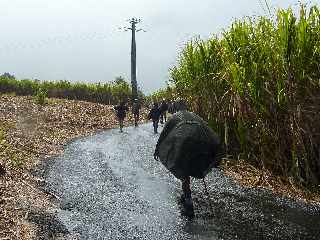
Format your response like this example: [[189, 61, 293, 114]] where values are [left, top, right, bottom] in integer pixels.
[[167, 100, 174, 114], [132, 99, 141, 127], [172, 99, 179, 114], [159, 99, 169, 124], [172, 100, 194, 216], [154, 99, 199, 217], [148, 103, 161, 134], [114, 101, 129, 132]]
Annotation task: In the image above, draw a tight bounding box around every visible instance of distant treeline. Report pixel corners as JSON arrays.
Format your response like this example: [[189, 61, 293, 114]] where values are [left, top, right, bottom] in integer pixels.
[[155, 5, 320, 187], [146, 85, 177, 103], [0, 73, 142, 105]]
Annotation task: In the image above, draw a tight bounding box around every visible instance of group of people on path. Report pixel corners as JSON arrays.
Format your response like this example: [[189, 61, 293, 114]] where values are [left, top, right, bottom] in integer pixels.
[[147, 99, 170, 134], [114, 99, 141, 132], [146, 98, 186, 134], [114, 98, 221, 218], [113, 98, 174, 134]]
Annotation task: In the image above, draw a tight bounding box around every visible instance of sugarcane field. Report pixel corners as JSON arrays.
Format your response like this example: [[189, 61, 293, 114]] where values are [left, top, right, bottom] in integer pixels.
[[1, 1, 320, 239]]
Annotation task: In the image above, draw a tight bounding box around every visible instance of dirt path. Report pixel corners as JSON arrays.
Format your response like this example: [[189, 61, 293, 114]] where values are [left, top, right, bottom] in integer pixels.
[[39, 124, 320, 240], [0, 95, 147, 239]]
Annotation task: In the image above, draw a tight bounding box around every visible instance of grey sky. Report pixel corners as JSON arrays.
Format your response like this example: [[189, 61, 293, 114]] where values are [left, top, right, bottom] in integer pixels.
[[0, 0, 319, 94]]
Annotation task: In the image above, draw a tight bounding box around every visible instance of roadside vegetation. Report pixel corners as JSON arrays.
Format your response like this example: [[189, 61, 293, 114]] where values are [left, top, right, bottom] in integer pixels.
[[0, 95, 149, 239], [154, 5, 320, 196], [0, 74, 142, 105], [147, 85, 177, 103], [0, 73, 148, 238]]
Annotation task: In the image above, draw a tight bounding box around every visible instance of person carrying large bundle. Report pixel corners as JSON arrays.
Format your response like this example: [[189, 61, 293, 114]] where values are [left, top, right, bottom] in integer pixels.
[[154, 100, 221, 217]]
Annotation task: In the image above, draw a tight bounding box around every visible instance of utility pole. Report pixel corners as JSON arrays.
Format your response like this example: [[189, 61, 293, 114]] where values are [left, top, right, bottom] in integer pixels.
[[120, 18, 146, 101]]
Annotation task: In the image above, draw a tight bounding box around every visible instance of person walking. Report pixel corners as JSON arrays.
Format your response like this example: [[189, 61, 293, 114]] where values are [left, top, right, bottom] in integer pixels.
[[159, 99, 168, 124], [154, 99, 221, 218], [132, 99, 141, 127], [114, 101, 129, 132], [167, 100, 174, 114], [148, 102, 161, 134], [172, 99, 179, 114]]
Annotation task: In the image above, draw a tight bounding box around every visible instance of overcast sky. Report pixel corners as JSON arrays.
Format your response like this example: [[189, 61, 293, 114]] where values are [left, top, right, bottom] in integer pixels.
[[0, 0, 319, 93]]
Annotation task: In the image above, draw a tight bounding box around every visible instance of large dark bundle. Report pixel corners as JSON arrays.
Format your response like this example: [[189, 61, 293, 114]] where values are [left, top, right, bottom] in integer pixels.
[[154, 111, 221, 179]]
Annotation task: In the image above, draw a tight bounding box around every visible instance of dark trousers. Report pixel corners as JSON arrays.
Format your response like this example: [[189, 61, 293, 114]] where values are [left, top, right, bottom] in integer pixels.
[[118, 118, 124, 132], [133, 113, 139, 126], [182, 176, 191, 198], [160, 111, 167, 124], [153, 120, 159, 133], [181, 176, 194, 217]]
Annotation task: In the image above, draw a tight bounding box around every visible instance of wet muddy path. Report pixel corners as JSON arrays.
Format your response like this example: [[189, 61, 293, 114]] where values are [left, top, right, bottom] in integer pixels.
[[41, 123, 320, 239]]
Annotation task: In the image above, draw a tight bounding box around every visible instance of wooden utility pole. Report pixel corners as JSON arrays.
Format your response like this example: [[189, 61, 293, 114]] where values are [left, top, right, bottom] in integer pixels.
[[121, 18, 145, 101]]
